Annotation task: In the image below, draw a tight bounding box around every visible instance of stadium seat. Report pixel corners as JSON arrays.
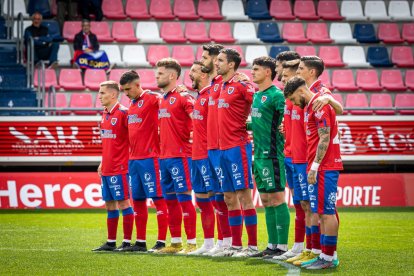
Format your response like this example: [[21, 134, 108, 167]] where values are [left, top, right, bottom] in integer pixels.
[[109, 69, 128, 83], [95, 93, 103, 109], [353, 23, 379, 43], [147, 45, 170, 66], [185, 22, 209, 43], [402, 23, 414, 43], [100, 45, 123, 66], [174, 0, 199, 20], [13, 20, 31, 38], [126, 0, 151, 19], [395, 93, 414, 114], [317, 1, 344, 20], [57, 44, 71, 66], [330, 23, 356, 44], [136, 22, 162, 43], [282, 23, 308, 43], [42, 20, 63, 41], [195, 46, 203, 60], [391, 47, 414, 68], [367, 46, 393, 67], [59, 69, 84, 90], [34, 69, 59, 89], [370, 93, 394, 115], [90, 21, 112, 42], [319, 46, 345, 67], [28, 0, 51, 17], [306, 23, 332, 44], [378, 23, 403, 44], [356, 70, 382, 91], [245, 46, 268, 65], [172, 45, 194, 67], [222, 0, 248, 20], [319, 70, 333, 91], [102, 0, 126, 19], [149, 0, 174, 19], [269, 46, 290, 59], [233, 22, 260, 43], [346, 94, 373, 115], [270, 0, 295, 20], [332, 70, 358, 91], [123, 45, 149, 67], [295, 46, 317, 57], [294, 0, 319, 20], [182, 70, 193, 91], [331, 93, 344, 109], [3, 0, 28, 18], [257, 22, 283, 43], [198, 0, 223, 20], [84, 69, 107, 90], [340, 1, 366, 20], [62, 21, 81, 42], [160, 22, 186, 43], [45, 93, 69, 115], [343, 46, 370, 67], [405, 70, 414, 90], [136, 69, 158, 90], [209, 22, 235, 43], [120, 94, 131, 107], [388, 1, 413, 21], [246, 0, 271, 20], [364, 0, 389, 21], [70, 93, 95, 115], [380, 70, 406, 91], [229, 45, 247, 67], [112, 22, 137, 42]]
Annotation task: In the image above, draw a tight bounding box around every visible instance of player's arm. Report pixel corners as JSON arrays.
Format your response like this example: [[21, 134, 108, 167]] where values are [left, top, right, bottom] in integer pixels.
[[312, 88, 343, 115], [97, 162, 102, 177], [308, 126, 330, 185]]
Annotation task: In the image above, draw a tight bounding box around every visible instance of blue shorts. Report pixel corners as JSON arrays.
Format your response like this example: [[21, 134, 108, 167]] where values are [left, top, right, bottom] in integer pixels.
[[159, 157, 192, 194], [284, 157, 294, 189], [129, 158, 163, 200], [208, 149, 223, 193], [101, 174, 130, 201], [293, 163, 309, 202], [308, 170, 339, 215], [220, 143, 253, 192], [191, 158, 213, 193]]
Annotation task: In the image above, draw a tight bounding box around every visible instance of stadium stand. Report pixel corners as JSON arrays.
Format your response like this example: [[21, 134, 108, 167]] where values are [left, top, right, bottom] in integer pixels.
[[257, 22, 283, 43], [185, 22, 210, 43], [378, 23, 404, 44], [306, 23, 332, 44], [63, 21, 81, 42], [171, 45, 195, 66], [282, 22, 308, 43], [319, 46, 345, 67], [150, 0, 175, 19], [340, 0, 366, 20], [405, 70, 414, 90], [84, 69, 107, 90], [125, 0, 151, 19], [147, 45, 170, 66], [317, 0, 343, 20], [388, 0, 413, 21], [391, 46, 414, 67], [332, 69, 358, 91], [395, 94, 414, 115], [160, 22, 186, 43], [353, 23, 379, 43], [370, 93, 395, 115], [270, 0, 295, 20], [367, 46, 393, 67], [293, 0, 319, 20], [346, 93, 373, 115], [102, 0, 127, 19], [364, 0, 389, 21], [197, 0, 223, 20], [122, 45, 149, 67], [59, 69, 84, 90], [221, 0, 248, 20], [295, 46, 317, 57], [90, 21, 112, 42], [380, 70, 406, 91], [233, 22, 260, 43], [209, 22, 235, 43], [246, 0, 271, 20], [269, 46, 290, 59], [330, 23, 357, 44], [34, 68, 59, 89], [69, 93, 95, 115], [136, 21, 163, 43], [402, 23, 414, 43], [112, 22, 137, 42], [343, 46, 370, 68], [356, 69, 382, 91], [174, 0, 199, 20]]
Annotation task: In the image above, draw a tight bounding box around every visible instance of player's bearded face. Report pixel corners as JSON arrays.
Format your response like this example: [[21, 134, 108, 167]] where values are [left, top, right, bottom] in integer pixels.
[[276, 61, 283, 82], [189, 65, 201, 90], [216, 53, 229, 76], [299, 97, 306, 109], [156, 68, 170, 89]]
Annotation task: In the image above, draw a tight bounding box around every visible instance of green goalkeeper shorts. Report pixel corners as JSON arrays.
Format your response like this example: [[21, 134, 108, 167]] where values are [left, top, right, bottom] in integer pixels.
[[253, 158, 286, 193]]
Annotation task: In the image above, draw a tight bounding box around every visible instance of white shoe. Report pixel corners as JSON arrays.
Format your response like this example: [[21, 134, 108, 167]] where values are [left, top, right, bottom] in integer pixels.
[[187, 245, 214, 256], [273, 249, 301, 260], [212, 246, 242, 257], [203, 244, 227, 256], [232, 247, 259, 258]]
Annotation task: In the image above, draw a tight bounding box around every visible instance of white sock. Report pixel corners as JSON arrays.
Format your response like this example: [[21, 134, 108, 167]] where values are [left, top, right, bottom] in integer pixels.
[[292, 242, 304, 253], [248, 245, 258, 250], [122, 239, 131, 243], [334, 251, 338, 260], [157, 240, 166, 243], [277, 244, 288, 251], [222, 237, 232, 247], [268, 243, 277, 250], [187, 238, 196, 245], [322, 253, 334, 262], [204, 238, 214, 248], [136, 239, 146, 243], [216, 239, 223, 247], [312, 248, 322, 255], [171, 237, 182, 243]]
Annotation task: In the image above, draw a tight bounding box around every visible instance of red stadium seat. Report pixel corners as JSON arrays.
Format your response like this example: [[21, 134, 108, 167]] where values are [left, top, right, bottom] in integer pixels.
[[112, 22, 137, 42], [160, 22, 186, 43], [182, 70, 193, 91], [378, 23, 403, 44], [306, 23, 333, 44], [109, 69, 128, 83], [136, 69, 158, 90], [391, 46, 414, 68], [45, 93, 70, 115], [34, 69, 59, 89], [356, 70, 382, 91], [332, 70, 358, 91], [149, 0, 174, 19], [317, 0, 344, 20], [238, 69, 257, 89], [209, 22, 235, 43], [120, 94, 131, 107], [147, 45, 170, 66], [185, 22, 209, 43], [395, 94, 414, 115], [95, 93, 103, 109], [125, 0, 151, 19], [270, 0, 295, 20], [84, 69, 107, 90], [229, 45, 247, 67], [295, 46, 317, 57], [370, 93, 394, 115], [102, 0, 126, 19], [319, 46, 345, 67], [172, 45, 195, 67], [402, 23, 414, 43], [91, 21, 112, 42], [174, 0, 199, 20], [197, 0, 223, 20], [405, 70, 414, 91], [346, 93, 373, 115], [70, 93, 95, 115], [196, 46, 203, 60], [294, 0, 319, 20], [59, 69, 84, 90], [62, 21, 81, 42], [319, 70, 333, 91], [282, 23, 308, 43], [331, 93, 346, 114], [380, 70, 406, 91]]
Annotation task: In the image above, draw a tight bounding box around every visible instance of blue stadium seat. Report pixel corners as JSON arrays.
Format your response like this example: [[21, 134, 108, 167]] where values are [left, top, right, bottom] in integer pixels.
[[246, 0, 272, 20], [28, 0, 51, 18], [0, 17, 6, 39], [367, 46, 393, 67], [0, 45, 17, 66], [42, 20, 63, 42], [258, 22, 283, 43], [269, 46, 290, 58], [0, 66, 27, 89], [354, 23, 379, 43], [0, 92, 39, 116]]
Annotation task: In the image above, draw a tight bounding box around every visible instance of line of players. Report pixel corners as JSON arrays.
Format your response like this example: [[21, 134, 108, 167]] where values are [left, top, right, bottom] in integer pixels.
[[94, 44, 343, 270]]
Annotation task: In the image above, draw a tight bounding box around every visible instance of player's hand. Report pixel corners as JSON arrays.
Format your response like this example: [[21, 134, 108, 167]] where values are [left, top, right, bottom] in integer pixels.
[[312, 95, 331, 112], [307, 170, 317, 185], [279, 122, 285, 134], [97, 163, 102, 177], [234, 72, 250, 82], [176, 84, 188, 93]]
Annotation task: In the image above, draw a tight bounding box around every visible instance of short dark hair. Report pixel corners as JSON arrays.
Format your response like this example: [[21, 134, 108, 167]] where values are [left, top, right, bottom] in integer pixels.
[[283, 76, 306, 98], [282, 59, 300, 71], [81, 19, 90, 25], [276, 51, 300, 62], [300, 56, 325, 78], [119, 70, 140, 85], [252, 56, 277, 81], [156, 58, 181, 78], [202, 43, 224, 57], [192, 60, 209, 74], [220, 48, 241, 71]]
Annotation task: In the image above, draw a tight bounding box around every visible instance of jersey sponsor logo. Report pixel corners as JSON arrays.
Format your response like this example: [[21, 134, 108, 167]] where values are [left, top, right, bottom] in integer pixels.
[[217, 99, 229, 108], [298, 173, 304, 183], [138, 100, 144, 108], [111, 118, 117, 126], [308, 184, 315, 193], [208, 96, 215, 106], [328, 192, 337, 206], [171, 167, 179, 176], [201, 165, 207, 175], [262, 167, 269, 177], [200, 98, 207, 106], [261, 96, 267, 103], [227, 87, 234, 95], [169, 97, 176, 105], [110, 176, 117, 184], [214, 84, 219, 92], [251, 107, 262, 118], [158, 108, 171, 118], [193, 110, 204, 120], [291, 110, 301, 120], [128, 114, 142, 124], [144, 172, 152, 181], [284, 106, 291, 115], [231, 163, 238, 173], [101, 129, 116, 139]]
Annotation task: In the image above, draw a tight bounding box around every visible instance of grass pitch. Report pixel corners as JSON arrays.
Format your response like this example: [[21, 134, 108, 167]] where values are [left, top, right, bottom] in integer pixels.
[[1, 208, 413, 275]]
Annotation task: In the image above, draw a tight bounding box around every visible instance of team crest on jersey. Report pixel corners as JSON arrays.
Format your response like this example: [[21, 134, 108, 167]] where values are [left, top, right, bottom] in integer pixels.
[[169, 97, 176, 104], [261, 96, 267, 103], [227, 87, 234, 95], [200, 98, 206, 106], [138, 100, 144, 108], [214, 84, 219, 92], [111, 118, 117, 125], [315, 110, 325, 119]]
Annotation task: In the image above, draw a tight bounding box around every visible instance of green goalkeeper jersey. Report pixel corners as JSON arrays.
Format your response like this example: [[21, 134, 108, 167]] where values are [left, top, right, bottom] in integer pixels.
[[249, 85, 285, 159]]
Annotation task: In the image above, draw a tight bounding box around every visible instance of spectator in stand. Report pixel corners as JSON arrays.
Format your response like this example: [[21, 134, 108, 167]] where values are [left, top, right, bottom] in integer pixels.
[[24, 12, 59, 69], [57, 0, 79, 32], [80, 0, 103, 21]]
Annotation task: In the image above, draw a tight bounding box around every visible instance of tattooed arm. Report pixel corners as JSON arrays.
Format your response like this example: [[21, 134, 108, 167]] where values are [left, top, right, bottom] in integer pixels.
[[307, 126, 331, 185]]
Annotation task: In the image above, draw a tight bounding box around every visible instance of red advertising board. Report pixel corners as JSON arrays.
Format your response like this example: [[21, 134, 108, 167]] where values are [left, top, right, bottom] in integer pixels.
[[0, 172, 412, 209]]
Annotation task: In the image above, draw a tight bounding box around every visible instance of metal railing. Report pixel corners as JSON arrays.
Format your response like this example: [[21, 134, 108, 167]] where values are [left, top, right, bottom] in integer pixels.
[[27, 36, 34, 88]]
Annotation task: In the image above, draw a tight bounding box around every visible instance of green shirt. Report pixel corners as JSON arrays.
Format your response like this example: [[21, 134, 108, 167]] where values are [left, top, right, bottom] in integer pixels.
[[249, 85, 285, 159]]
